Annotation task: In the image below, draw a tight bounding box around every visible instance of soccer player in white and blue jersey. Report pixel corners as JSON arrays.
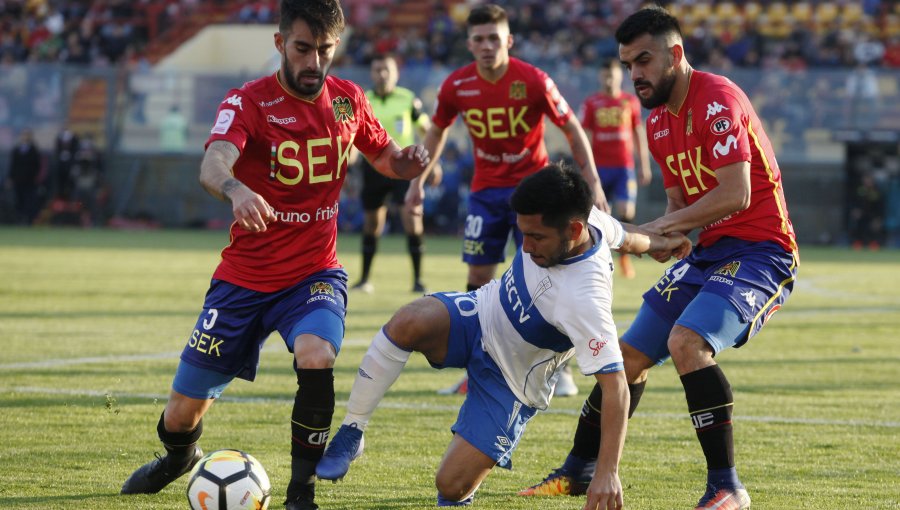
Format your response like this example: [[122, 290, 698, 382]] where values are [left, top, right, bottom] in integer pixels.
[[316, 164, 691, 509]]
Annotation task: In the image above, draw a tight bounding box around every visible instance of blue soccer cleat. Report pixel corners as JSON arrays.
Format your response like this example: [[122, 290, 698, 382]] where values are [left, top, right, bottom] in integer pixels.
[[316, 424, 365, 481]]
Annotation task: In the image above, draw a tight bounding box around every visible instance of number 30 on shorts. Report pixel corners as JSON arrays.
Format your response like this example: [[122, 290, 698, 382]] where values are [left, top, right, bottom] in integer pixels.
[[464, 215, 483, 239]]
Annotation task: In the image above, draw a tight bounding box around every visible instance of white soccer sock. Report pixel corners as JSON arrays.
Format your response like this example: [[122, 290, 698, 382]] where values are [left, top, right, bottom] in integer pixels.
[[343, 328, 412, 430]]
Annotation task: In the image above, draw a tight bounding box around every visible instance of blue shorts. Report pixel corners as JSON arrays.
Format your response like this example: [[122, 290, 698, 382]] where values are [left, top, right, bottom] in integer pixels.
[[598, 167, 636, 207], [174, 269, 348, 398], [431, 291, 538, 469], [462, 187, 523, 265], [623, 237, 797, 364]]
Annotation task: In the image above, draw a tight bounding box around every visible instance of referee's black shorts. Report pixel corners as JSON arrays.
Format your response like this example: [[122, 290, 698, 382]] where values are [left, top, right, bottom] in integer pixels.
[[359, 158, 411, 210]]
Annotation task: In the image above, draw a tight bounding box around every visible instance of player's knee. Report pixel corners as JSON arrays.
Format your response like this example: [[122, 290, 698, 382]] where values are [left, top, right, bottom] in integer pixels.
[[435, 473, 474, 503], [163, 400, 203, 433], [666, 326, 710, 365], [621, 341, 653, 383], [384, 297, 446, 351], [293, 335, 336, 369]]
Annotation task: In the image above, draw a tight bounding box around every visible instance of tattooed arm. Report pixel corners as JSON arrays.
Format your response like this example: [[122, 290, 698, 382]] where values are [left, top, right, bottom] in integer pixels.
[[200, 140, 275, 232]]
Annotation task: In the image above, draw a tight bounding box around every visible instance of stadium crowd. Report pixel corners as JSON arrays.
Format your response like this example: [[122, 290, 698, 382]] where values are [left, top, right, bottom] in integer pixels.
[[2, 1, 898, 70], [340, 0, 900, 70]]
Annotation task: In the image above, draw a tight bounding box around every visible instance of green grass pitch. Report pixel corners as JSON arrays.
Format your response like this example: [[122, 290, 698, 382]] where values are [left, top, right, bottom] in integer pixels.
[[0, 227, 898, 509]]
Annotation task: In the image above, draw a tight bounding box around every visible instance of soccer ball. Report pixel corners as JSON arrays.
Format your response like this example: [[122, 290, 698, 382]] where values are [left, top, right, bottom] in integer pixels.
[[186, 449, 271, 510]]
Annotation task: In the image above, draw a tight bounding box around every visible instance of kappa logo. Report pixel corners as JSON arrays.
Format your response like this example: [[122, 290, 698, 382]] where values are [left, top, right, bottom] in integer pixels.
[[705, 101, 729, 120], [740, 289, 757, 309], [267, 114, 296, 125], [714, 261, 741, 277], [222, 94, 244, 111], [452, 75, 477, 86], [310, 282, 335, 296], [509, 80, 527, 100], [588, 337, 608, 356], [332, 96, 354, 122], [713, 135, 739, 158]]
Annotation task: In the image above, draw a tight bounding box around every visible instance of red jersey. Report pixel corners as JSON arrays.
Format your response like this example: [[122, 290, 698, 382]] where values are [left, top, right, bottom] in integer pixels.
[[206, 73, 390, 292], [579, 91, 641, 169], [432, 58, 572, 192], [646, 70, 796, 253]]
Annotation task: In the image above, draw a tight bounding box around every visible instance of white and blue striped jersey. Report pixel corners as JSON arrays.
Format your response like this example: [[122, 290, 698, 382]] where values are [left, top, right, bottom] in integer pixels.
[[475, 208, 627, 410]]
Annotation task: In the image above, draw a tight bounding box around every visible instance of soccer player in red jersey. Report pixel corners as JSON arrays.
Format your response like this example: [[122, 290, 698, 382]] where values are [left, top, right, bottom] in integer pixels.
[[521, 7, 798, 509], [406, 3, 609, 293], [119, 2, 429, 509], [580, 58, 652, 279]]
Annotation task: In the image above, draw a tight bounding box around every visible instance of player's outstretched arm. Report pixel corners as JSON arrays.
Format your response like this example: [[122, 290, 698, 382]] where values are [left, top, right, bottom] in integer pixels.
[[560, 115, 610, 213], [618, 223, 692, 262], [200, 140, 275, 232], [642, 161, 751, 235], [583, 370, 627, 510], [405, 123, 449, 212]]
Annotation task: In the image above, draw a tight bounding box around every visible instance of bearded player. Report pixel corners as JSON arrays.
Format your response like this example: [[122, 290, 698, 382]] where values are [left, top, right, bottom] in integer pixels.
[[119, 2, 429, 509], [521, 7, 797, 509]]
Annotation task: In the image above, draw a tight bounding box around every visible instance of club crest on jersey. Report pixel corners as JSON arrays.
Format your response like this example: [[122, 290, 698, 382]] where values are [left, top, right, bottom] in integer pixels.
[[310, 282, 335, 296], [714, 261, 741, 277], [509, 80, 527, 100], [332, 96, 354, 122]]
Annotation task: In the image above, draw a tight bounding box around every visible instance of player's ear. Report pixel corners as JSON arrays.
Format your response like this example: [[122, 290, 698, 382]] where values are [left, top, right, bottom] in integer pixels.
[[274, 31, 285, 54], [507, 33, 514, 50], [567, 219, 585, 241], [670, 43, 684, 68]]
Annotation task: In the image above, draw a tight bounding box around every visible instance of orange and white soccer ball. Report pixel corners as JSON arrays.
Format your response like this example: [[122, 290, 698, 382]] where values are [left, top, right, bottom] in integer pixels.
[[186, 449, 271, 510]]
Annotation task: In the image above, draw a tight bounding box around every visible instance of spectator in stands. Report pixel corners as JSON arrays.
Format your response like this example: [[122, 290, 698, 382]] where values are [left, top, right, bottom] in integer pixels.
[[6, 128, 43, 224]]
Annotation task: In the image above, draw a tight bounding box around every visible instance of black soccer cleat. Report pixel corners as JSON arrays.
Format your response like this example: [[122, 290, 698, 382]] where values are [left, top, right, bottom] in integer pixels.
[[284, 495, 319, 510], [120, 447, 204, 494]]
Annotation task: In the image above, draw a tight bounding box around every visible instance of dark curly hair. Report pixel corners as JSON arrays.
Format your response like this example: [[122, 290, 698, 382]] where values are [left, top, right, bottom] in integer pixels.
[[279, 0, 345, 40], [510, 163, 593, 232]]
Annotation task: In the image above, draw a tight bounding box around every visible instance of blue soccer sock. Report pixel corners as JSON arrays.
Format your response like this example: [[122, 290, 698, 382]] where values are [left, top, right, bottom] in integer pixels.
[[707, 466, 742, 489], [561, 453, 596, 481]]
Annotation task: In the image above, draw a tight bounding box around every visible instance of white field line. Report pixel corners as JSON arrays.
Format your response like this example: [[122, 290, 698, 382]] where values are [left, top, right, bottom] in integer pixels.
[[4, 385, 899, 429]]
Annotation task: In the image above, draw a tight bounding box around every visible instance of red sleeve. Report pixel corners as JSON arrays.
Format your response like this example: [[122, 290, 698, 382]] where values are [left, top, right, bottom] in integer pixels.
[[205, 88, 260, 152], [535, 70, 573, 127], [352, 85, 391, 155], [697, 89, 752, 170], [431, 79, 458, 129]]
